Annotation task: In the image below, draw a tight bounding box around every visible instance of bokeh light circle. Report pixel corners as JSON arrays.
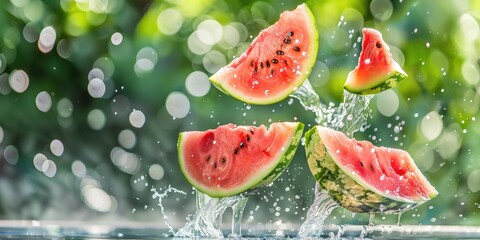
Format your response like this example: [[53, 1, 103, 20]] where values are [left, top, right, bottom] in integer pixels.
[[111, 32, 123, 45], [38, 26, 56, 53], [129, 110, 146, 128], [370, 0, 393, 22], [157, 8, 183, 35], [35, 91, 52, 112], [87, 109, 106, 130], [188, 30, 212, 55], [421, 111, 443, 141], [72, 160, 87, 178], [57, 98, 73, 118], [149, 164, 165, 180], [467, 169, 480, 192], [376, 90, 399, 117], [185, 71, 210, 97], [0, 126, 3, 145], [88, 78, 106, 98], [88, 68, 105, 81], [9, 69, 29, 93], [166, 92, 190, 119], [50, 139, 64, 157], [33, 153, 48, 171], [4, 145, 19, 165], [203, 50, 226, 73], [118, 129, 136, 149]]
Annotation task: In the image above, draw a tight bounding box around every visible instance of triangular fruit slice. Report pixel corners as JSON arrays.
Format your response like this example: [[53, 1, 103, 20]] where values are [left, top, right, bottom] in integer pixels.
[[178, 122, 304, 198], [344, 28, 408, 95], [210, 4, 318, 105], [305, 126, 438, 213]]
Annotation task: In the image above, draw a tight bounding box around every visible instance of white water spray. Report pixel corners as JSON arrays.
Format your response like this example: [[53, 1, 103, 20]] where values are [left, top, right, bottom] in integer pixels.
[[293, 80, 374, 238]]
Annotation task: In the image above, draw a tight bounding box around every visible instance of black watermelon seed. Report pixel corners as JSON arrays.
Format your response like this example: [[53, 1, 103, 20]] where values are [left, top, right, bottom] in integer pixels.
[[376, 42, 382, 48], [284, 38, 291, 44], [370, 164, 374, 171], [271, 59, 279, 64], [293, 46, 300, 52], [213, 162, 217, 169], [270, 69, 275, 75], [276, 50, 284, 55], [246, 135, 250, 141], [221, 157, 226, 164], [266, 60, 270, 68], [287, 31, 294, 37], [240, 142, 245, 148], [254, 66, 258, 74], [260, 62, 264, 69], [234, 148, 239, 154], [249, 128, 254, 134], [206, 155, 211, 162], [360, 162, 364, 167], [250, 60, 255, 67]]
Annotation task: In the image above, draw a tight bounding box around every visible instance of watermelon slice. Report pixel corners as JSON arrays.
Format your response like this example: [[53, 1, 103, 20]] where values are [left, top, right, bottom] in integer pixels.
[[344, 28, 408, 95], [305, 126, 438, 213], [210, 4, 318, 105], [178, 122, 304, 198]]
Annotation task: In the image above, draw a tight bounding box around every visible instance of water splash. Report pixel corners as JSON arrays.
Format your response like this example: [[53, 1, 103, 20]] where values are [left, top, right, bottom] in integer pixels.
[[175, 191, 249, 238], [359, 212, 376, 238], [150, 186, 187, 235], [297, 182, 338, 238], [290, 80, 325, 123], [290, 80, 373, 136], [330, 91, 373, 137], [292, 80, 374, 238]]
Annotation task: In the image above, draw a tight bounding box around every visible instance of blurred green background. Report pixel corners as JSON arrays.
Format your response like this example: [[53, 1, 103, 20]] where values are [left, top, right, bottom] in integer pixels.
[[0, 0, 479, 231]]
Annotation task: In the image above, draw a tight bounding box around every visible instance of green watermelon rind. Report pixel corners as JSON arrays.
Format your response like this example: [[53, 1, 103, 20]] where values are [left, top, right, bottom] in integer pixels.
[[305, 126, 438, 213], [209, 4, 318, 105], [344, 62, 408, 95], [178, 122, 304, 198]]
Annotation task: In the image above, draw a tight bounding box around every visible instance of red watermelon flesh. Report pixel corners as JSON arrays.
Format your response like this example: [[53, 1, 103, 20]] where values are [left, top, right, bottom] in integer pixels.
[[317, 126, 437, 202], [344, 28, 407, 94], [178, 122, 303, 197], [210, 4, 318, 105]]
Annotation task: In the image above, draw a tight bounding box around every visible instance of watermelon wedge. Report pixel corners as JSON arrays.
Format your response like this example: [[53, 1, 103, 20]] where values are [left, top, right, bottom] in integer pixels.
[[305, 126, 438, 213], [210, 4, 318, 105], [178, 122, 304, 198], [344, 28, 408, 95]]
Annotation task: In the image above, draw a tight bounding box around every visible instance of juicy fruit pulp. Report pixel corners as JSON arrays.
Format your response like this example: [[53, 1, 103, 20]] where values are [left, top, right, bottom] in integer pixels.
[[210, 4, 318, 105], [305, 126, 438, 213], [344, 28, 408, 95], [178, 122, 304, 198]]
